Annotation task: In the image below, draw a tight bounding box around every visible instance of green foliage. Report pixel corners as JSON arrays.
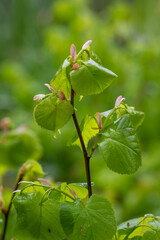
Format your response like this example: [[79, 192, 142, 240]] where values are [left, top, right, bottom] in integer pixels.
[[50, 58, 71, 99], [98, 115, 141, 174], [117, 215, 160, 239], [13, 191, 65, 240], [34, 94, 73, 132], [13, 184, 116, 240], [0, 127, 42, 168], [70, 115, 99, 149], [60, 194, 116, 240], [70, 58, 117, 96], [18, 160, 44, 181]]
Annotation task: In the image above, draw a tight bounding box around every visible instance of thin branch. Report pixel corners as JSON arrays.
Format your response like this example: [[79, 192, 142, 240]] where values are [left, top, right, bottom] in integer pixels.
[[71, 87, 92, 197], [1, 174, 23, 240]]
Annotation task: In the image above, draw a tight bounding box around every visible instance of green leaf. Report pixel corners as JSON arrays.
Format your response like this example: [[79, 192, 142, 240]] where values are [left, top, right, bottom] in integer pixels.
[[117, 215, 160, 239], [13, 191, 66, 240], [142, 231, 157, 240], [50, 58, 71, 99], [70, 115, 99, 149], [0, 128, 42, 168], [60, 194, 116, 240], [70, 58, 117, 96], [126, 109, 145, 129], [98, 115, 141, 174], [34, 94, 73, 132], [18, 160, 44, 181]]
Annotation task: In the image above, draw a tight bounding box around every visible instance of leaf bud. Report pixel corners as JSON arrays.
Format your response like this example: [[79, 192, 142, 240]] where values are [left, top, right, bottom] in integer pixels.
[[97, 112, 102, 130], [44, 83, 56, 93], [33, 94, 45, 101], [70, 44, 76, 62], [58, 90, 66, 101], [82, 40, 92, 49], [72, 63, 79, 70], [115, 95, 125, 107]]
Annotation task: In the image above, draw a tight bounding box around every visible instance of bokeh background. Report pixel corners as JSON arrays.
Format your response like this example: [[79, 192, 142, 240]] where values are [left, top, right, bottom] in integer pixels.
[[0, 0, 160, 224]]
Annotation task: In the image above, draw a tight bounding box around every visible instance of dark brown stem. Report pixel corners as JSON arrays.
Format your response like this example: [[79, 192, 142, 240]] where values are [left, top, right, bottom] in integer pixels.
[[1, 175, 23, 240], [71, 88, 92, 197]]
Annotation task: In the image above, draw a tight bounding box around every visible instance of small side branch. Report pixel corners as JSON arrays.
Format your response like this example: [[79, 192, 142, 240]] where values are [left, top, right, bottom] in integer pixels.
[[71, 88, 92, 197], [1, 174, 23, 240]]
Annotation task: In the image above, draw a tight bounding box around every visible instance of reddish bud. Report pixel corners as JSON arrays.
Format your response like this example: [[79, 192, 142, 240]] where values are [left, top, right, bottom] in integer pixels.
[[115, 95, 125, 107], [2, 207, 7, 215], [97, 112, 102, 130], [68, 187, 78, 199], [70, 44, 76, 62], [82, 40, 92, 49], [0, 117, 10, 134], [38, 178, 53, 188], [58, 90, 65, 101], [44, 83, 56, 93], [72, 63, 79, 70], [33, 94, 45, 101]]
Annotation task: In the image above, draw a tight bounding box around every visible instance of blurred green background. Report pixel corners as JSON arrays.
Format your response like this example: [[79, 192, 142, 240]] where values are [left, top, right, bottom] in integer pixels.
[[0, 0, 160, 224]]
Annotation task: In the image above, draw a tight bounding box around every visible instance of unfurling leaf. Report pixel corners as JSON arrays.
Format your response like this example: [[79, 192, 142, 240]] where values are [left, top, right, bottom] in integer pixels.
[[82, 40, 92, 49]]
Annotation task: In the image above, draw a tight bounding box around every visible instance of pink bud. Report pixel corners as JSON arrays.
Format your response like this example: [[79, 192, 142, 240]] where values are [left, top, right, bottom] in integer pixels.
[[82, 40, 92, 49], [97, 112, 102, 130], [72, 63, 79, 70], [70, 44, 76, 62], [38, 178, 53, 188], [33, 94, 45, 101], [44, 83, 56, 93], [115, 96, 125, 107], [68, 187, 78, 199], [0, 117, 10, 134], [58, 90, 65, 101]]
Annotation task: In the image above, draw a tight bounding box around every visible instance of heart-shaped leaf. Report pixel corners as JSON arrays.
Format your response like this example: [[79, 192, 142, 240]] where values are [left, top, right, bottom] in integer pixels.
[[70, 58, 117, 96], [60, 194, 116, 240], [98, 115, 141, 174], [34, 94, 73, 132]]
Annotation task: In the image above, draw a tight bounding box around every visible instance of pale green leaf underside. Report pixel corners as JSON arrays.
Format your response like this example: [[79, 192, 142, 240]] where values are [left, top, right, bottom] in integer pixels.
[[60, 194, 116, 240], [71, 115, 99, 149], [117, 215, 160, 240], [34, 94, 73, 131], [13, 192, 65, 240], [98, 115, 141, 174], [70, 58, 117, 96]]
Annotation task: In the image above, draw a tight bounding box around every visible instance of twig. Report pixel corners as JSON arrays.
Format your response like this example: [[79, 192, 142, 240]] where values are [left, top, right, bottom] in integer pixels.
[[1, 174, 23, 240], [71, 87, 92, 197]]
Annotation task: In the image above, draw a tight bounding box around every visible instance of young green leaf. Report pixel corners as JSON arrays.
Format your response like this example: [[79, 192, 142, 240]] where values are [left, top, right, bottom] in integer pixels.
[[98, 115, 141, 174], [0, 128, 42, 168], [13, 191, 66, 240], [69, 115, 99, 149], [50, 58, 71, 99], [60, 194, 116, 240], [34, 94, 73, 132], [70, 58, 117, 96]]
